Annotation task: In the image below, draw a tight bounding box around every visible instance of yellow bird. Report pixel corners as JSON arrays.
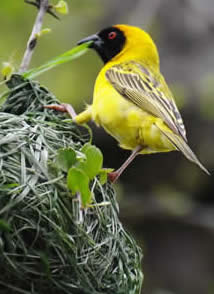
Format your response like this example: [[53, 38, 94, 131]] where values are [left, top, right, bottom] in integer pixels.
[[47, 24, 209, 181]]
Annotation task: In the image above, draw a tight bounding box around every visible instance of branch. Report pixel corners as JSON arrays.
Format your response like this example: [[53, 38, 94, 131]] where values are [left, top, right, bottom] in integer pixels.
[[24, 0, 60, 19], [19, 0, 49, 73]]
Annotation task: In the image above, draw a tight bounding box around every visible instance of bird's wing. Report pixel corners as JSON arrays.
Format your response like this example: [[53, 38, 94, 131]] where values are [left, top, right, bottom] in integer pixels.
[[105, 61, 209, 175], [105, 61, 187, 142]]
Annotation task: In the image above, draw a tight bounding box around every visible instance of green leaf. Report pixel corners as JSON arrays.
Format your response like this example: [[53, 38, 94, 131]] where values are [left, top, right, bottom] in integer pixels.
[[56, 148, 77, 172], [67, 167, 91, 207], [22, 42, 91, 79], [54, 0, 69, 14], [78, 143, 103, 180], [0, 219, 11, 232], [98, 170, 107, 185], [98, 168, 114, 185], [80, 142, 92, 153], [1, 61, 15, 79], [36, 28, 51, 38], [0, 183, 19, 191], [39, 253, 50, 277]]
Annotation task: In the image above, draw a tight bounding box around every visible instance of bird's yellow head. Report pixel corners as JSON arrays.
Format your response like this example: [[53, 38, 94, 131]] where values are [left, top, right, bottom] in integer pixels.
[[78, 24, 159, 67]]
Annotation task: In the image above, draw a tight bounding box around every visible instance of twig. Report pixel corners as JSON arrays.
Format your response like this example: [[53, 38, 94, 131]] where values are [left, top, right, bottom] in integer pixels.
[[24, 0, 60, 20], [19, 0, 49, 73]]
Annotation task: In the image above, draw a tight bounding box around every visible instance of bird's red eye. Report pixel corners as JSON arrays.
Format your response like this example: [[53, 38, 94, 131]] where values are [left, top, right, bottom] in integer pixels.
[[108, 31, 117, 40]]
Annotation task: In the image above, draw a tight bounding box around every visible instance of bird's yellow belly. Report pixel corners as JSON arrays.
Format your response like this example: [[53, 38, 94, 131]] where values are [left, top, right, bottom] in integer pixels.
[[92, 86, 174, 154]]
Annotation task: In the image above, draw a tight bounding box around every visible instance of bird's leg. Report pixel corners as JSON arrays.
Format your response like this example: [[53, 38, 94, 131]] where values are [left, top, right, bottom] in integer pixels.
[[44, 103, 77, 119], [108, 145, 142, 183], [45, 104, 92, 124]]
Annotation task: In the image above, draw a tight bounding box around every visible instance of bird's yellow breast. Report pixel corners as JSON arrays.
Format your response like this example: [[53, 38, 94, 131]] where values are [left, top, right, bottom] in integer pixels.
[[92, 65, 174, 153]]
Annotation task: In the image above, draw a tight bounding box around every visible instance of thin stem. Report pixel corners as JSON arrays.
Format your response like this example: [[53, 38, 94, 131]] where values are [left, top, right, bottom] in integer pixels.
[[19, 0, 49, 73]]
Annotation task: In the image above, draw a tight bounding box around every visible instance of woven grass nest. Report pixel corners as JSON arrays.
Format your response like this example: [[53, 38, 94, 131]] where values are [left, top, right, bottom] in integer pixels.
[[0, 75, 143, 294]]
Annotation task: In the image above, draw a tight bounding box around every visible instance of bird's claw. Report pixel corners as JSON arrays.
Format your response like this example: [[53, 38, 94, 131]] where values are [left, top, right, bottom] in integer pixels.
[[108, 171, 119, 183], [44, 103, 77, 119]]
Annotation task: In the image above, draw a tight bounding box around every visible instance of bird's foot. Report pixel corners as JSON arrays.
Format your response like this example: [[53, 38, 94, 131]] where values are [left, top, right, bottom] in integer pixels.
[[108, 145, 142, 183], [108, 171, 120, 183], [44, 103, 77, 119]]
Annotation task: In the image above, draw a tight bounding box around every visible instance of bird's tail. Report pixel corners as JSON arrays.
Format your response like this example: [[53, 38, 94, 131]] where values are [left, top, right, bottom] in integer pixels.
[[157, 126, 210, 175]]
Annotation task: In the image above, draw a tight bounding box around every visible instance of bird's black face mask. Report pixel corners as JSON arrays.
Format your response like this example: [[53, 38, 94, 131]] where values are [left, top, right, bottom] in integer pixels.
[[77, 26, 126, 63]]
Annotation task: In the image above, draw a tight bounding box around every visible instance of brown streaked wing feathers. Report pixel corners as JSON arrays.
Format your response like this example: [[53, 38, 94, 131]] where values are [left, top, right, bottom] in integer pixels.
[[105, 62, 209, 175], [105, 62, 187, 142]]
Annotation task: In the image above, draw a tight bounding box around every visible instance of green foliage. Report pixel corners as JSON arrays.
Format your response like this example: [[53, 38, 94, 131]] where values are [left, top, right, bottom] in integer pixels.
[[54, 0, 69, 14], [23, 42, 92, 79], [67, 167, 91, 207], [1, 61, 15, 79], [0, 219, 11, 232], [56, 147, 77, 172], [55, 143, 108, 207], [78, 143, 103, 179]]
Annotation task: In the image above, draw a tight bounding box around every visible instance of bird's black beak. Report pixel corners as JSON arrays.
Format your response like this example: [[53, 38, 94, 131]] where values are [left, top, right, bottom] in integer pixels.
[[77, 33, 107, 63], [77, 34, 102, 48]]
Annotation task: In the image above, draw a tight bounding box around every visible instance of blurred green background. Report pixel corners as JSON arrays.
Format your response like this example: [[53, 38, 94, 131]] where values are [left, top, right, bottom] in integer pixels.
[[1, 1, 214, 294]]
